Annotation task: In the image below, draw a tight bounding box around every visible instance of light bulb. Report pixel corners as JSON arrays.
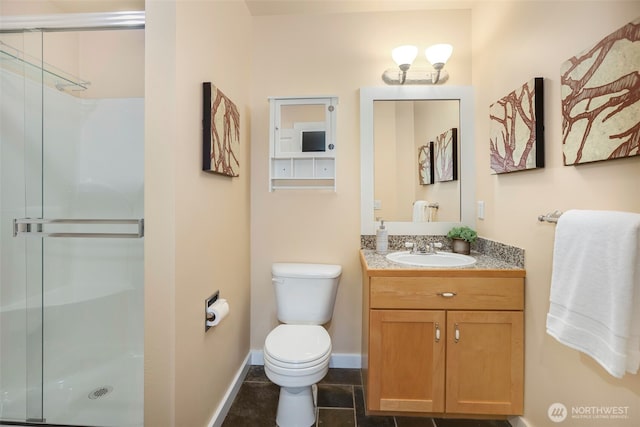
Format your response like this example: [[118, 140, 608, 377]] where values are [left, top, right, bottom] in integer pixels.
[[425, 44, 453, 68], [391, 45, 418, 68]]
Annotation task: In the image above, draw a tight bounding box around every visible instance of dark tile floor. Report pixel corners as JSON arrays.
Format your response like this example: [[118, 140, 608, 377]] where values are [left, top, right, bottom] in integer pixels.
[[221, 366, 513, 427]]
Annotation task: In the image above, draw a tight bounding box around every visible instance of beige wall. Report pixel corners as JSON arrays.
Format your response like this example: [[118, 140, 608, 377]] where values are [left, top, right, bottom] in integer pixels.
[[145, 1, 252, 426], [373, 101, 399, 221], [472, 2, 640, 426], [393, 101, 416, 221], [0, 0, 62, 15], [250, 8, 472, 354]]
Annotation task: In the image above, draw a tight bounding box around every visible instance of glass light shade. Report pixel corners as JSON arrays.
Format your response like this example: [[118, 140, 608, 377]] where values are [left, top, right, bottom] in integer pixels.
[[391, 45, 418, 66], [425, 44, 453, 66]]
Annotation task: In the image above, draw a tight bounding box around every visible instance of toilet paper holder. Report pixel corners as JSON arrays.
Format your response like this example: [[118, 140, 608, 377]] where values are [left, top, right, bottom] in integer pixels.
[[205, 290, 220, 331]]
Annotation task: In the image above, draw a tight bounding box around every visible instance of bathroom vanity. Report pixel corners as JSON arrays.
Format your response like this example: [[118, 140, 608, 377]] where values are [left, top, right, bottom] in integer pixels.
[[360, 249, 525, 418]]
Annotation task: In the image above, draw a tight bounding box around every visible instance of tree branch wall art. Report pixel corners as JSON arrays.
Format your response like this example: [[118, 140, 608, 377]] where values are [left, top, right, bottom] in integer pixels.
[[561, 18, 640, 165], [418, 141, 434, 185], [203, 82, 240, 177], [434, 128, 458, 182], [489, 77, 544, 174]]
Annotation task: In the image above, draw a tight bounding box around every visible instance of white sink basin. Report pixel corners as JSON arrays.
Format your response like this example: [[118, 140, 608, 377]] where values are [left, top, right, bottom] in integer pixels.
[[386, 251, 477, 267]]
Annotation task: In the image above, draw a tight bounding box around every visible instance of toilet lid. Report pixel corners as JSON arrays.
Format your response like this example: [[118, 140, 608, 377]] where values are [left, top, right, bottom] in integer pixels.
[[264, 325, 331, 364], [272, 263, 342, 279]]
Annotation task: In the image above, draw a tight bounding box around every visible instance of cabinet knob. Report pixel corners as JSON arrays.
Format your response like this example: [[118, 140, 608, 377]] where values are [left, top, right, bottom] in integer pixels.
[[435, 322, 441, 342], [437, 291, 457, 298], [454, 323, 460, 343]]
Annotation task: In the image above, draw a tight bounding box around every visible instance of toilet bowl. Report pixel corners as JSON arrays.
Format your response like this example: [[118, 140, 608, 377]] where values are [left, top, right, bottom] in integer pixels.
[[264, 325, 332, 427], [264, 263, 342, 427]]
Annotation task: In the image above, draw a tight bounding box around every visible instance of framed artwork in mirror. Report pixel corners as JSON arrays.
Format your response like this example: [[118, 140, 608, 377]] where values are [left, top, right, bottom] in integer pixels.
[[202, 82, 240, 177], [489, 77, 544, 174], [561, 18, 639, 165], [418, 141, 434, 185], [434, 128, 458, 182]]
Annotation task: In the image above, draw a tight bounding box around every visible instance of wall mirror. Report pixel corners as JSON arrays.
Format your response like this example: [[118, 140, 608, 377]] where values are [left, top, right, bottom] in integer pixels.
[[360, 86, 475, 235]]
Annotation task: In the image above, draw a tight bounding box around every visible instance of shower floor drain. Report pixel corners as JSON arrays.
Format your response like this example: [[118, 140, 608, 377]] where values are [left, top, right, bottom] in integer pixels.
[[88, 386, 113, 400]]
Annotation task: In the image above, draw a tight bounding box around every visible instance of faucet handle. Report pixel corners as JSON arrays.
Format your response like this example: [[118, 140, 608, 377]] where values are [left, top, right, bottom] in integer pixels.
[[433, 242, 443, 249], [405, 242, 415, 249]]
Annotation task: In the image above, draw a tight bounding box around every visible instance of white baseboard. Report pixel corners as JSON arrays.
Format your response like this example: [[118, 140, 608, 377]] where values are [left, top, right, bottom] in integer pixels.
[[508, 416, 531, 427], [329, 352, 362, 368], [250, 350, 361, 369], [208, 352, 251, 427]]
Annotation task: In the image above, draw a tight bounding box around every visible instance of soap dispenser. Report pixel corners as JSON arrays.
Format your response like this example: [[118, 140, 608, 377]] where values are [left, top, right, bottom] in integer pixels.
[[376, 219, 388, 255]]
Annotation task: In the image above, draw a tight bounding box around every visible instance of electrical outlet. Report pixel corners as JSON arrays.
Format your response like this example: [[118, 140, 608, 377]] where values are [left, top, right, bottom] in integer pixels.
[[477, 201, 485, 220]]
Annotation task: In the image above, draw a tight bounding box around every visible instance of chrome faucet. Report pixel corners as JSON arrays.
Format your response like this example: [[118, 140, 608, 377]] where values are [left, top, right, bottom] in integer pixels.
[[405, 241, 442, 254], [424, 242, 443, 254]]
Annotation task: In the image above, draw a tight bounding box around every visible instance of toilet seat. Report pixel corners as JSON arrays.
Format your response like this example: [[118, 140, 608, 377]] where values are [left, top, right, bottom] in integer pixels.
[[264, 325, 331, 368]]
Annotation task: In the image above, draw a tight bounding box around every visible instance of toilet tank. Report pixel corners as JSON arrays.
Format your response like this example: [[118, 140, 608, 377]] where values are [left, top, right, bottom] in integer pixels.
[[272, 263, 342, 324]]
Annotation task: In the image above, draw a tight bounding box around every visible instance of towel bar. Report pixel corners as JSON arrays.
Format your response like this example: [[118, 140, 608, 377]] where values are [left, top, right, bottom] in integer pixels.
[[538, 210, 563, 223]]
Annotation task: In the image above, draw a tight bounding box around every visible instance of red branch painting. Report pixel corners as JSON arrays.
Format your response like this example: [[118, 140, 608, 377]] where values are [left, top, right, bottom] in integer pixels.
[[210, 87, 240, 176], [418, 143, 433, 185], [434, 128, 457, 182], [203, 82, 240, 177], [489, 78, 543, 174], [561, 19, 640, 165]]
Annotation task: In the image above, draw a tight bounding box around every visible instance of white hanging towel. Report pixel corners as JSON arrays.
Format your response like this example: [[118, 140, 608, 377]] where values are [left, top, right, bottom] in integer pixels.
[[546, 209, 640, 378], [412, 201, 428, 222]]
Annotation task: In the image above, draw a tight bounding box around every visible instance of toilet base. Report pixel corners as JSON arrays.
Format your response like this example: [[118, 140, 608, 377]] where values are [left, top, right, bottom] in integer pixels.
[[276, 385, 316, 427]]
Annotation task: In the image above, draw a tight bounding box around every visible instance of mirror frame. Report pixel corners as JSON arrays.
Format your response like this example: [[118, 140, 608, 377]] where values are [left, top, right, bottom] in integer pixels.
[[360, 86, 475, 235]]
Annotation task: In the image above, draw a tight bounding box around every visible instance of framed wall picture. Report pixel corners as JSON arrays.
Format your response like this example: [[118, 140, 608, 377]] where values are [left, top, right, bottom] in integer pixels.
[[489, 77, 544, 174], [561, 18, 639, 165], [434, 128, 458, 182], [203, 82, 240, 177], [418, 141, 434, 185]]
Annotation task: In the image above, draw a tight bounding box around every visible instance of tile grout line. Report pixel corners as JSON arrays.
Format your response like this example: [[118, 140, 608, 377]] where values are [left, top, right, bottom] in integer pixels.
[[352, 384, 358, 427]]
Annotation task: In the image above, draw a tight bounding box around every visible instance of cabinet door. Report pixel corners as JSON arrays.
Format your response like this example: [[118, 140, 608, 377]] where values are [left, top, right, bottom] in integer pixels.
[[446, 311, 524, 415], [369, 309, 446, 413]]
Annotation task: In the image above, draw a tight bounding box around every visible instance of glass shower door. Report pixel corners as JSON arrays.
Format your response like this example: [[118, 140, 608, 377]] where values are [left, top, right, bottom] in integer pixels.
[[1, 26, 144, 427], [0, 29, 46, 423]]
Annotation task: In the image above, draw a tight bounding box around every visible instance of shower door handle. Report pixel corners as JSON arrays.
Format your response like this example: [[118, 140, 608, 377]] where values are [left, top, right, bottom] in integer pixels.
[[13, 218, 144, 238]]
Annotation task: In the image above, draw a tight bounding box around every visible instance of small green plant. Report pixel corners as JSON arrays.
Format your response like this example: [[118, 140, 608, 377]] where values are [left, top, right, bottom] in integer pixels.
[[447, 226, 477, 243]]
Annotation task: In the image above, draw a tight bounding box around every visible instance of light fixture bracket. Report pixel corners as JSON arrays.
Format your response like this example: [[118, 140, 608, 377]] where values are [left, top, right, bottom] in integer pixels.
[[381, 68, 450, 85]]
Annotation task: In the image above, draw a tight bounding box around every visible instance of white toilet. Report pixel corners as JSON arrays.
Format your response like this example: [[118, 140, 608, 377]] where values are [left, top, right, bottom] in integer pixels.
[[263, 262, 342, 427]]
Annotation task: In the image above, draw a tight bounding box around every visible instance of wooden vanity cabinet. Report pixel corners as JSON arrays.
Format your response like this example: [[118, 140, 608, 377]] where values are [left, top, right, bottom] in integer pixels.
[[445, 310, 523, 415], [369, 309, 446, 413], [361, 259, 525, 418]]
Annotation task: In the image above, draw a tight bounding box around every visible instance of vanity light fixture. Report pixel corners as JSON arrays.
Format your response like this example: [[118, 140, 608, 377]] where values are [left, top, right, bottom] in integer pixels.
[[383, 43, 453, 85]]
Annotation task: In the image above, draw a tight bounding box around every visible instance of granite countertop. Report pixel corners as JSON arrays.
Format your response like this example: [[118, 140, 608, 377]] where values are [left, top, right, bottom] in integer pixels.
[[360, 249, 525, 273]]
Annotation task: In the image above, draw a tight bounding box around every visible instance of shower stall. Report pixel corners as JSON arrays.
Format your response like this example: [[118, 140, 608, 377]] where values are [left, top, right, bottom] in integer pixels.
[[0, 12, 144, 427]]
